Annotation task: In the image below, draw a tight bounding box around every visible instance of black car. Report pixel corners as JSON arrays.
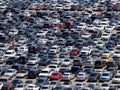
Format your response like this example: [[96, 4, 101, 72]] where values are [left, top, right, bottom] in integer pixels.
[[59, 68, 70, 74], [6, 56, 19, 65], [94, 60, 105, 69], [11, 64, 24, 73], [28, 45, 40, 54], [0, 68, 6, 76], [18, 55, 28, 64], [11, 79, 23, 87], [27, 69, 38, 79], [73, 59, 83, 67], [106, 61, 117, 69], [70, 66, 82, 75]]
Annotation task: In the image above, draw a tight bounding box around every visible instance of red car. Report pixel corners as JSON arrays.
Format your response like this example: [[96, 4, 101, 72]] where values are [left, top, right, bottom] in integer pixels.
[[50, 72, 62, 80], [70, 48, 80, 56]]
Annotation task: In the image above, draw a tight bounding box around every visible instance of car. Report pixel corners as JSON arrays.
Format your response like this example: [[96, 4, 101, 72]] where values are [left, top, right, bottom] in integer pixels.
[[61, 72, 75, 80], [101, 82, 112, 90], [87, 72, 100, 82], [62, 80, 73, 88], [0, 82, 3, 90], [76, 72, 88, 81], [0, 68, 6, 76], [53, 85, 64, 90], [27, 57, 40, 65], [107, 67, 117, 76], [58, 68, 70, 74], [74, 82, 86, 89], [11, 79, 23, 87], [87, 82, 99, 89], [1, 82, 14, 90], [80, 47, 93, 55], [27, 69, 39, 79], [106, 61, 117, 68], [16, 70, 28, 78], [35, 76, 48, 87], [26, 84, 40, 90], [14, 83, 27, 90], [6, 56, 19, 65], [83, 68, 94, 74], [84, 60, 94, 68], [69, 48, 80, 56], [94, 60, 105, 69], [61, 59, 72, 67], [70, 66, 82, 74], [50, 72, 62, 80], [49, 80, 60, 89], [4, 69, 17, 78], [99, 71, 113, 82], [112, 73, 120, 84], [41, 85, 53, 90], [39, 68, 52, 77], [18, 55, 28, 64], [39, 57, 50, 66], [11, 64, 24, 73], [101, 54, 112, 62], [48, 64, 59, 71], [3, 50, 16, 60]]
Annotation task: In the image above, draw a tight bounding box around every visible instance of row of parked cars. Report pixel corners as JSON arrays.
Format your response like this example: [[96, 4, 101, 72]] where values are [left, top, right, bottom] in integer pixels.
[[0, 0, 120, 90]]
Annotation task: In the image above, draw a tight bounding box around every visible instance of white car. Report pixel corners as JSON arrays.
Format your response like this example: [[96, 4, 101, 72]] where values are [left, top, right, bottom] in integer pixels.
[[14, 83, 27, 90], [101, 33, 111, 39], [9, 28, 18, 35], [48, 64, 59, 71], [17, 46, 28, 53], [96, 25, 104, 31], [0, 43, 9, 51], [26, 84, 40, 90], [61, 59, 72, 66], [77, 23, 86, 29], [39, 68, 52, 77], [4, 69, 17, 77], [100, 71, 113, 82], [101, 82, 112, 90], [80, 47, 92, 55], [16, 70, 28, 78], [112, 73, 120, 84], [0, 82, 3, 90], [62, 72, 75, 80], [76, 72, 88, 81], [50, 58, 61, 65], [49, 45, 60, 54], [74, 82, 86, 88], [27, 57, 40, 65], [113, 50, 120, 57], [81, 32, 91, 38], [63, 5, 71, 10], [86, 25, 96, 31], [96, 40, 105, 47], [56, 4, 63, 10], [3, 50, 16, 60], [49, 80, 59, 88], [41, 85, 52, 90]]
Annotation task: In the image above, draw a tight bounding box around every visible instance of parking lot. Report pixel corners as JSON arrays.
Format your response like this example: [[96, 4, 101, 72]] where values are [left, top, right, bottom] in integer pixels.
[[0, 0, 120, 90]]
